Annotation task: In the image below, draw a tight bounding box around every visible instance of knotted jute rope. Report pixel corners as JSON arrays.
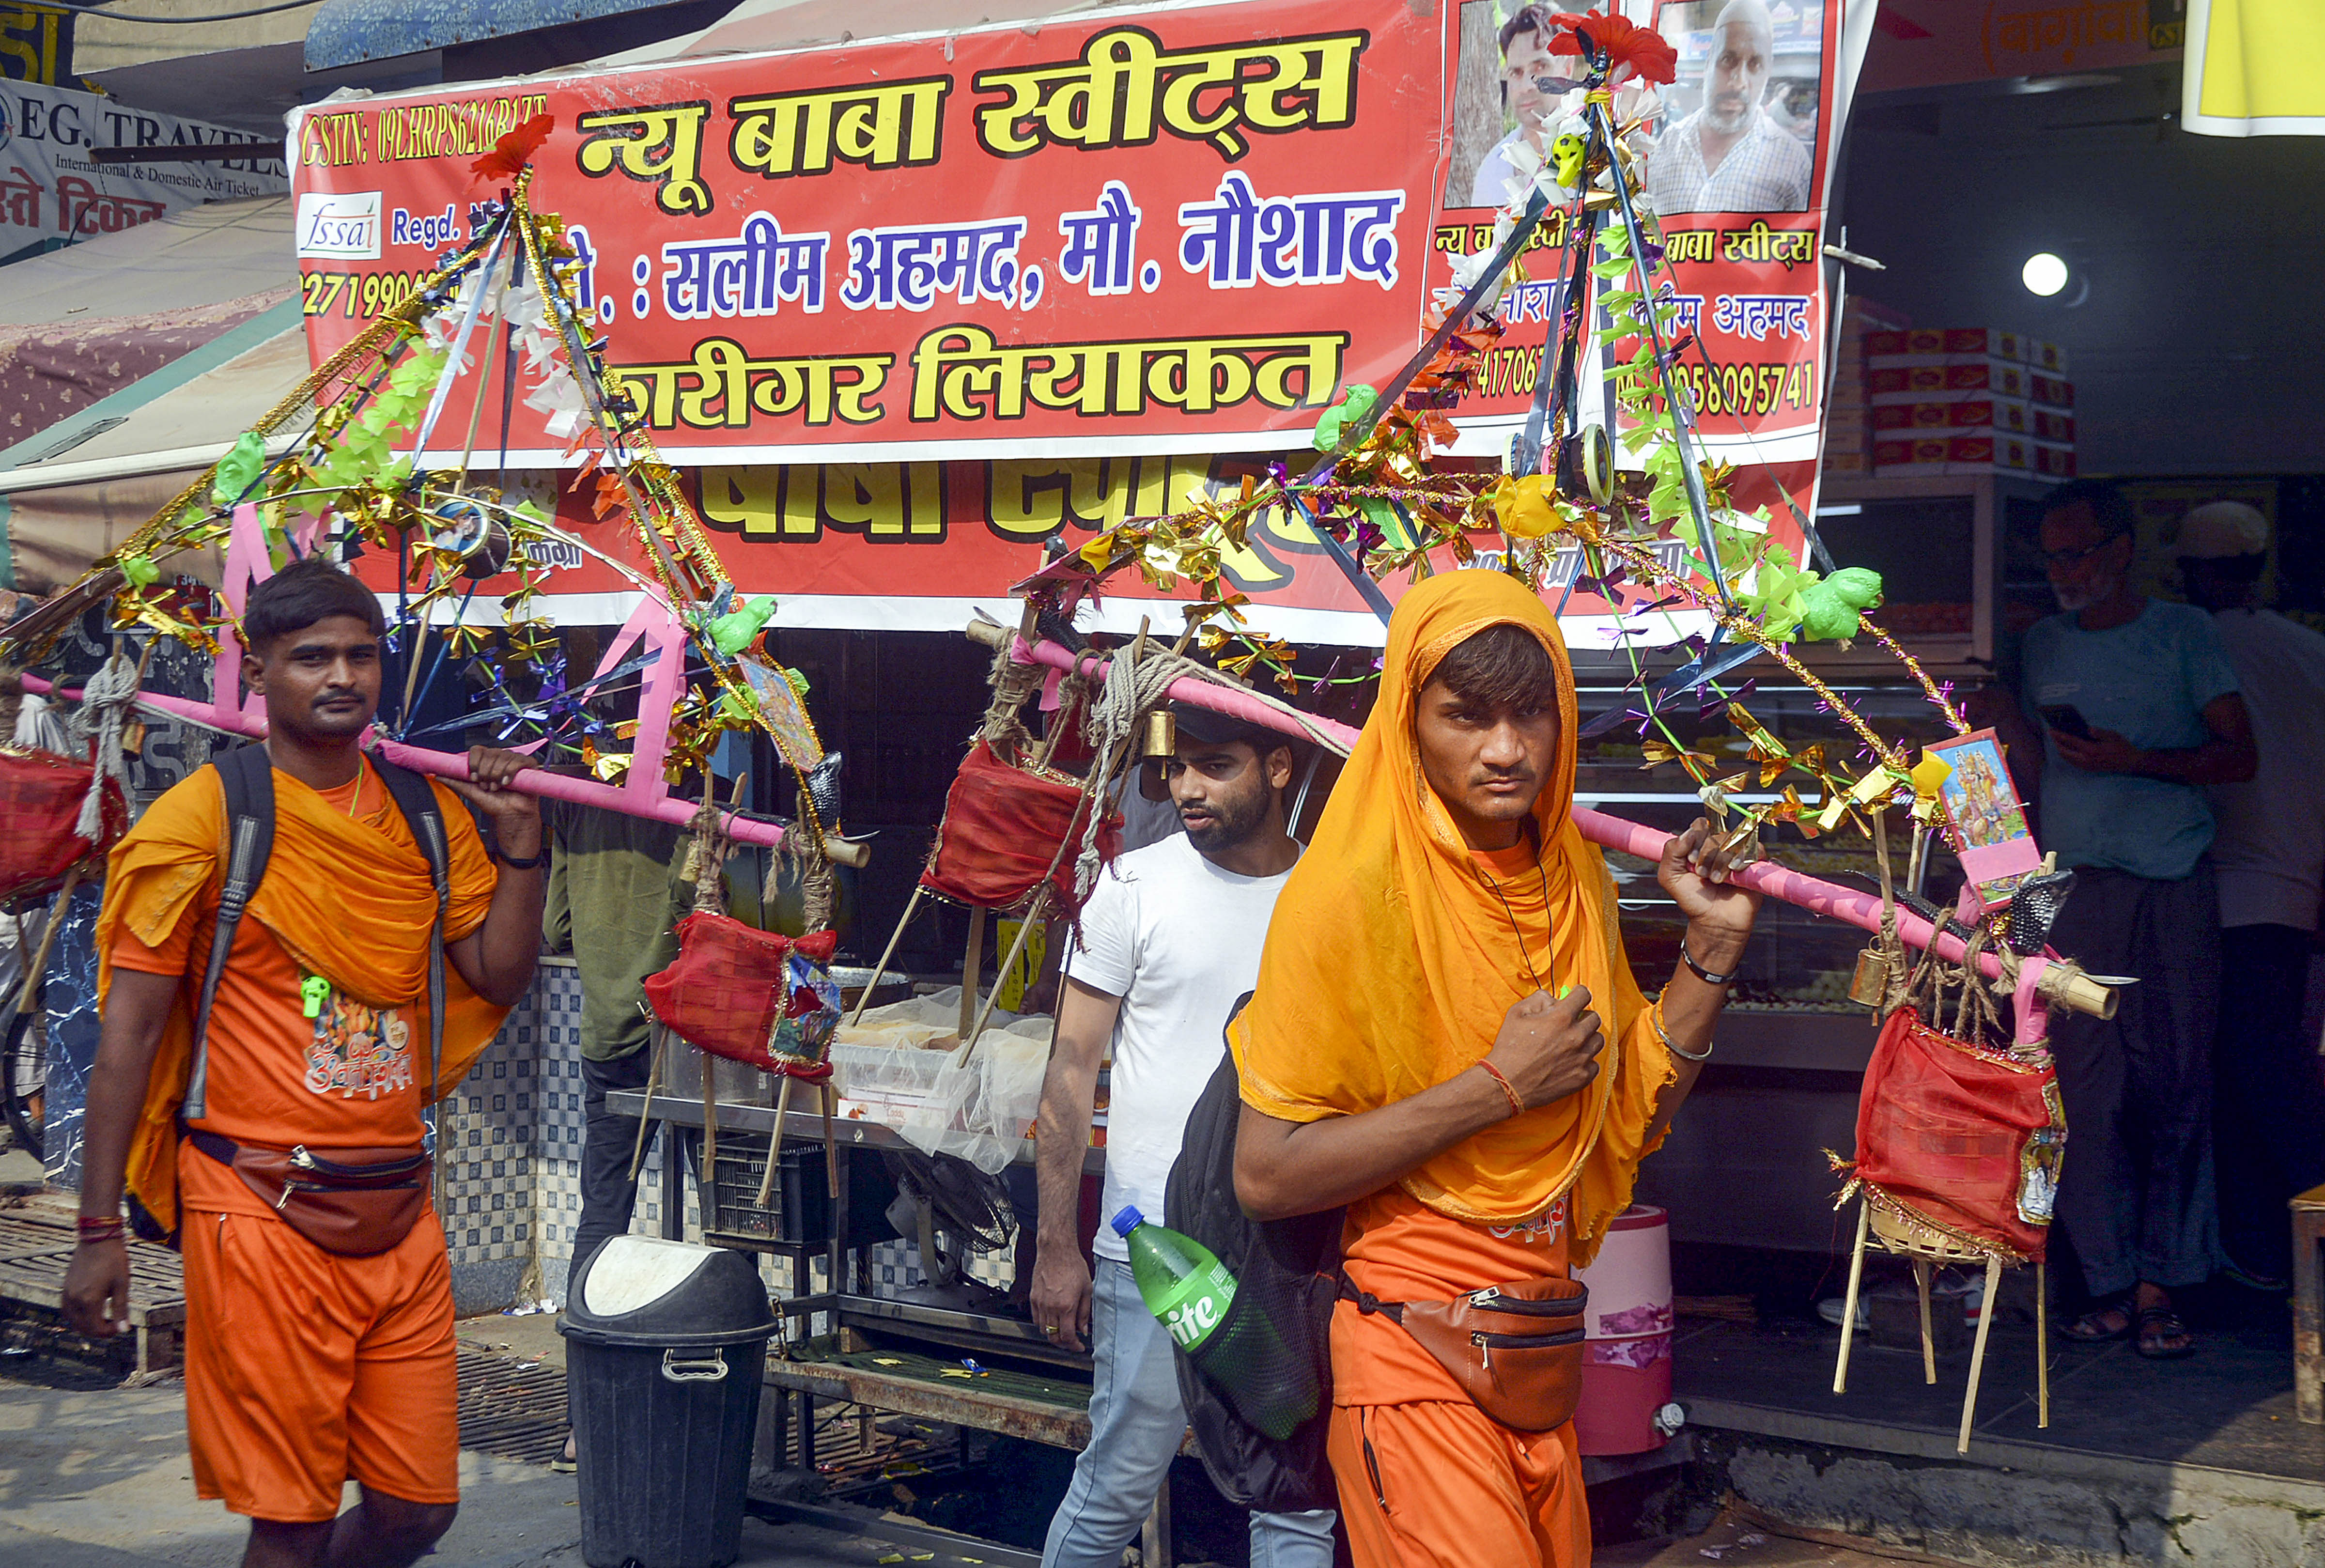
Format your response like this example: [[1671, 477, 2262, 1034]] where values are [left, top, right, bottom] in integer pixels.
[[69, 646, 144, 839], [977, 639, 1043, 761]]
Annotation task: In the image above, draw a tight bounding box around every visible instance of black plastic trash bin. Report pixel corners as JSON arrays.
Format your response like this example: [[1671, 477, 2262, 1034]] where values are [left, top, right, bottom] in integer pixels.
[[562, 1236, 780, 1568]]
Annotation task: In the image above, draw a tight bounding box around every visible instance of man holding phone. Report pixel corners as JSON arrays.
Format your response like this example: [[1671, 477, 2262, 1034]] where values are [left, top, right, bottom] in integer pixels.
[[1970, 479, 2254, 1360]]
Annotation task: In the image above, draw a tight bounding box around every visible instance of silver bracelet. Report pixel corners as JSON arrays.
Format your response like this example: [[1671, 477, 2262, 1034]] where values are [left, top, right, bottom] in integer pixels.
[[1651, 1003, 1714, 1063]]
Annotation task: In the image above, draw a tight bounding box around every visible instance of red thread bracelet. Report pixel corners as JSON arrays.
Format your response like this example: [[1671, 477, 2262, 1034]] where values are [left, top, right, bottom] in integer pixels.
[[77, 1215, 125, 1241], [1478, 1059, 1526, 1118]]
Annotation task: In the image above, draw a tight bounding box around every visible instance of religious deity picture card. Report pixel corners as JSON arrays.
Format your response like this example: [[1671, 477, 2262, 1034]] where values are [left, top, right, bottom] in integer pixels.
[[1927, 728, 2043, 911]]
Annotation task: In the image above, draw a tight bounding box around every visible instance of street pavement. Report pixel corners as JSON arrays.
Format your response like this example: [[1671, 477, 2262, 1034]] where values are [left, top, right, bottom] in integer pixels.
[[0, 1361, 969, 1568]]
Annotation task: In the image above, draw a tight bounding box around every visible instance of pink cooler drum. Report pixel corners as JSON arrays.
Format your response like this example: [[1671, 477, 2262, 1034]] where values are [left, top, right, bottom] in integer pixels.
[[1571, 1205, 1677, 1455]]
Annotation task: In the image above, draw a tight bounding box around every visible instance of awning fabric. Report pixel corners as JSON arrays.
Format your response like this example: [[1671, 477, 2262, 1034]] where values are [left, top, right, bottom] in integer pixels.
[[306, 0, 704, 68], [0, 310, 306, 593], [593, 0, 1111, 66], [0, 196, 292, 327], [0, 196, 295, 455]]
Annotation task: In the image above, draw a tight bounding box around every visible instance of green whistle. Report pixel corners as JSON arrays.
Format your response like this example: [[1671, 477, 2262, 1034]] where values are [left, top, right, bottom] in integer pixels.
[[301, 975, 331, 1019]]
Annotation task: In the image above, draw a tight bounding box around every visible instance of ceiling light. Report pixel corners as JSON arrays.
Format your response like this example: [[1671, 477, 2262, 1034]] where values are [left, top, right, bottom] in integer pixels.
[[2022, 252, 2070, 297]]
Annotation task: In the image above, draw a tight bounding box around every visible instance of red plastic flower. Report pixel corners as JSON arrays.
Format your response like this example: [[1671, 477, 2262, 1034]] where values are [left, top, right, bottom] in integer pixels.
[[1546, 10, 1679, 86], [469, 113, 555, 187]]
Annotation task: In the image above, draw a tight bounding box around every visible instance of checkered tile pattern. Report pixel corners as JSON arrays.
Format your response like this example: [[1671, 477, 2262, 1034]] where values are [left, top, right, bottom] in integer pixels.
[[438, 959, 582, 1290]]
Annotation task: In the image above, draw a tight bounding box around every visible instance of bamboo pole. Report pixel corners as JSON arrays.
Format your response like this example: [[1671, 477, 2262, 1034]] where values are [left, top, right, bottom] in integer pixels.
[[959, 627, 2118, 1020], [16, 673, 867, 867], [1833, 1200, 1869, 1396], [1958, 1254, 2005, 1455]]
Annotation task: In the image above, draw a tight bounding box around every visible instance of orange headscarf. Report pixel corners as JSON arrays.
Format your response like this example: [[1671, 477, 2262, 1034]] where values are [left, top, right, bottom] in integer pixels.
[[1232, 571, 1672, 1265], [98, 764, 509, 1232]]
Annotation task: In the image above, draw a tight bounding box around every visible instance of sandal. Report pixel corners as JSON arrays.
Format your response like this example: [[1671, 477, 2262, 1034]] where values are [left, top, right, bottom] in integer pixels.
[[2061, 1302, 2132, 1343], [2135, 1305, 2195, 1360]]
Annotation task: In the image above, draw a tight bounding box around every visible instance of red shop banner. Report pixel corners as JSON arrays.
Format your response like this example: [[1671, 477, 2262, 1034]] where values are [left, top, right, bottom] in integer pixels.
[[290, 0, 1447, 467], [293, 0, 1871, 639]]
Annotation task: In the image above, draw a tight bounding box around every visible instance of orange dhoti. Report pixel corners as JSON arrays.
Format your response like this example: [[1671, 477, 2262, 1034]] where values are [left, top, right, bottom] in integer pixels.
[[1328, 1401, 1588, 1567], [180, 1187, 459, 1522], [1321, 1190, 1594, 1568]]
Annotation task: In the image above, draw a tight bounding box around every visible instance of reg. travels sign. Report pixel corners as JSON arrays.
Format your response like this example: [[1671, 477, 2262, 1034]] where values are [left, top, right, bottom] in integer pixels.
[[0, 81, 285, 262]]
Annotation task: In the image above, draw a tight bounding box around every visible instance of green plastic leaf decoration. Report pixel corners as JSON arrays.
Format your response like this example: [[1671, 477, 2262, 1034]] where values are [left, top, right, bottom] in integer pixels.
[[1312, 384, 1379, 452], [708, 594, 776, 655], [119, 553, 159, 589], [1824, 566, 1885, 609], [210, 431, 266, 508]]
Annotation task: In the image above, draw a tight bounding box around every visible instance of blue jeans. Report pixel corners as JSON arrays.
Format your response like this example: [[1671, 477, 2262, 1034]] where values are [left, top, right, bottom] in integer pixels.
[[1042, 1259, 1336, 1568]]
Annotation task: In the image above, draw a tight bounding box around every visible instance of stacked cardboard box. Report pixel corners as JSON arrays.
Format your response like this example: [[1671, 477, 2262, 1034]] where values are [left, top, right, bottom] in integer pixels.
[[1822, 297, 1910, 478], [1864, 328, 2075, 478]]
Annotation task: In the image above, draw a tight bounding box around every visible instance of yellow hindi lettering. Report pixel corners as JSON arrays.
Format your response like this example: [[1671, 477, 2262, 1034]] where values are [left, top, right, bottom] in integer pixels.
[[728, 77, 950, 178], [611, 342, 894, 432], [575, 102, 713, 216], [972, 25, 1368, 161], [909, 327, 1344, 424]]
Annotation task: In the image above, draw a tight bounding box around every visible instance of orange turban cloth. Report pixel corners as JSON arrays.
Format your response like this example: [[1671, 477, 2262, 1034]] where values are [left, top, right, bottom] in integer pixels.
[[1232, 571, 1673, 1264]]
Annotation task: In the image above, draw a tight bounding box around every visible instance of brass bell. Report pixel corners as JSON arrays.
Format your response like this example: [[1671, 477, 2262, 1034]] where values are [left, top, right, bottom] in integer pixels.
[[1848, 947, 1893, 1010], [1142, 709, 1176, 760]]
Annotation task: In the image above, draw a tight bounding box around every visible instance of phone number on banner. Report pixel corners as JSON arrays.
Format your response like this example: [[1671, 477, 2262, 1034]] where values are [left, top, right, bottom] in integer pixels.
[[301, 270, 434, 318], [1676, 357, 1818, 419]]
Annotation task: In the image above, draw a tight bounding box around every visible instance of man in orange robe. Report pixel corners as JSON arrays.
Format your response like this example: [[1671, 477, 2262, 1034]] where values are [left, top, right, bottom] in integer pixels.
[[1232, 572, 1762, 1565], [64, 557, 549, 1568]]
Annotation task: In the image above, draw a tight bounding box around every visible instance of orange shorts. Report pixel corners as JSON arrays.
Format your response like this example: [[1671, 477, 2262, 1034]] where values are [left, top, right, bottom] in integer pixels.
[[1327, 1401, 1589, 1568], [180, 1206, 459, 1522]]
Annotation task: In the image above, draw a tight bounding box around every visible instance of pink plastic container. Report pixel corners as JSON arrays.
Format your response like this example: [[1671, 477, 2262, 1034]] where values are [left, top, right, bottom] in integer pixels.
[[1571, 1205, 1674, 1455]]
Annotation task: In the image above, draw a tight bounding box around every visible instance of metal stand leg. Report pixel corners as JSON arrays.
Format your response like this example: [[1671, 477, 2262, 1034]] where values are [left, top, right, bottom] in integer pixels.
[[1957, 1254, 2004, 1455], [1834, 1201, 1870, 1395], [660, 1122, 683, 1241]]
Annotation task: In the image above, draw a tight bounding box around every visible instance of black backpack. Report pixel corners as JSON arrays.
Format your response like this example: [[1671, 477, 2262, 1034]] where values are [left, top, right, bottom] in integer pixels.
[[128, 743, 452, 1247], [1162, 1001, 1343, 1515]]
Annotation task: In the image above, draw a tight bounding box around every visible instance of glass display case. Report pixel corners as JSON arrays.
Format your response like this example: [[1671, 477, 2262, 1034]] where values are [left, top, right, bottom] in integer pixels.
[[1572, 655, 1990, 1252]]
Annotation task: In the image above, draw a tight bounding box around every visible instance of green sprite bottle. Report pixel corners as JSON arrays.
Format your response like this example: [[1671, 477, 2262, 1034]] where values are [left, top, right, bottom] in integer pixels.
[[1113, 1206, 1314, 1439], [1115, 1205, 1239, 1352]]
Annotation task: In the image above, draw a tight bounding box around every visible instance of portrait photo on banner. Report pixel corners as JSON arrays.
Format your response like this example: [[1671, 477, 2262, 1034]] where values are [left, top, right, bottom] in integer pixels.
[[1444, 1, 1582, 211], [1645, 0, 1822, 215]]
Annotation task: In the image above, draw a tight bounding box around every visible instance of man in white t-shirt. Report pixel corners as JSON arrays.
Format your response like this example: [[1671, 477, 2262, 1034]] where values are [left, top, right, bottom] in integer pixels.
[[2177, 501, 2325, 1287], [1031, 703, 1334, 1568]]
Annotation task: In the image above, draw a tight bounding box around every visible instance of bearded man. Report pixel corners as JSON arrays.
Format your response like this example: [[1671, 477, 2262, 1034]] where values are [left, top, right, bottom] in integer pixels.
[[1232, 571, 1759, 1567], [1029, 702, 1335, 1568], [1645, 0, 1811, 214], [1970, 478, 2255, 1358]]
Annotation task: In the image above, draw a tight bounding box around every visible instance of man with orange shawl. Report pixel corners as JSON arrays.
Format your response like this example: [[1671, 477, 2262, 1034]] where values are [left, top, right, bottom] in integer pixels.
[[1234, 572, 1760, 1566], [62, 558, 548, 1568]]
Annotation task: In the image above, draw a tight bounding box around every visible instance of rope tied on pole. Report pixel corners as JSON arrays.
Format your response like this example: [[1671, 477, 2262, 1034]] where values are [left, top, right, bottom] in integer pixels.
[[69, 645, 144, 839]]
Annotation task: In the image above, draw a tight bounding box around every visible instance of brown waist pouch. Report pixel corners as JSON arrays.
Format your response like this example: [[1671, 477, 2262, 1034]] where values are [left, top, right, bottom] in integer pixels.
[[190, 1129, 431, 1258], [1343, 1273, 1588, 1431]]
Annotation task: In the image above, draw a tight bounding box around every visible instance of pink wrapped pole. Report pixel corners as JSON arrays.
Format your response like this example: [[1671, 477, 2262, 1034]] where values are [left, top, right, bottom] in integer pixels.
[[968, 622, 2112, 1018], [16, 672, 867, 866]]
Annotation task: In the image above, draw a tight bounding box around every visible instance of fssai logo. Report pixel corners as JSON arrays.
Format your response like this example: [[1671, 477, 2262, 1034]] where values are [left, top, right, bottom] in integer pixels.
[[295, 189, 381, 259]]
